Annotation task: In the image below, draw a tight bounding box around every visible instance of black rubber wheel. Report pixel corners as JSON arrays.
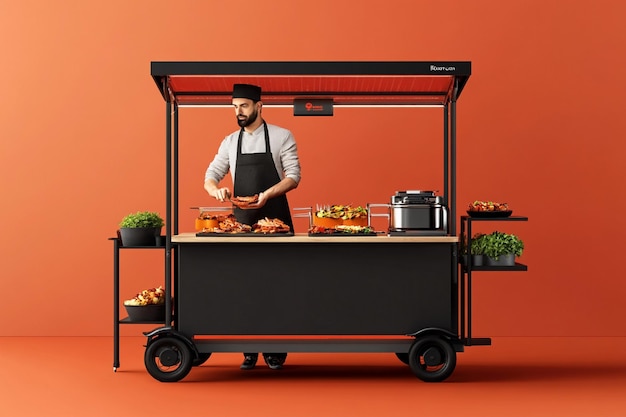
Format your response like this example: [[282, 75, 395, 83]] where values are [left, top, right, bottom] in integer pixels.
[[192, 352, 212, 367], [408, 336, 456, 382], [395, 352, 410, 365], [144, 337, 193, 382]]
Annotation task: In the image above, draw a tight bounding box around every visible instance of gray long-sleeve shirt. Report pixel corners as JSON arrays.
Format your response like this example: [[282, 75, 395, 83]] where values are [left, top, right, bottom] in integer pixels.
[[204, 123, 301, 185]]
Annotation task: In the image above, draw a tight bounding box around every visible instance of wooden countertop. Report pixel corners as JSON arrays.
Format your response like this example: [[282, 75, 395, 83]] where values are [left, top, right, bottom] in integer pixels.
[[171, 232, 458, 243]]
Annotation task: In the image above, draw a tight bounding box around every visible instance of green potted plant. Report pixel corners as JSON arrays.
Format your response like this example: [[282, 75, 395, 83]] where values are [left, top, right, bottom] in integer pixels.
[[469, 233, 487, 266], [482, 231, 524, 266], [118, 211, 164, 247], [460, 233, 486, 266]]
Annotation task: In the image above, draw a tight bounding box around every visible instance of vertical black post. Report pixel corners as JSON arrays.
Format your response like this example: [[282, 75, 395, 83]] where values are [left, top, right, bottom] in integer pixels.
[[450, 80, 458, 237], [165, 87, 172, 327], [172, 102, 179, 330], [443, 104, 449, 213], [450, 81, 460, 340], [459, 219, 465, 341], [113, 238, 120, 371], [173, 104, 179, 235], [466, 217, 473, 345]]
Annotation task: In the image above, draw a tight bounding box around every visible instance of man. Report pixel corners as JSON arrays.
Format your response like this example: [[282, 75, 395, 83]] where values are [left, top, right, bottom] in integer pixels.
[[204, 83, 301, 370]]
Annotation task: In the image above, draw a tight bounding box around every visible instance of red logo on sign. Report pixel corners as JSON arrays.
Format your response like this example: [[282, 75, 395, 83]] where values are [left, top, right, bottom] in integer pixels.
[[305, 102, 324, 111]]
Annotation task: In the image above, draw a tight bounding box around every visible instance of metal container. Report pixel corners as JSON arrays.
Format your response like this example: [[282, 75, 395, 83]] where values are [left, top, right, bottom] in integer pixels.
[[390, 203, 448, 232], [369, 190, 448, 235]]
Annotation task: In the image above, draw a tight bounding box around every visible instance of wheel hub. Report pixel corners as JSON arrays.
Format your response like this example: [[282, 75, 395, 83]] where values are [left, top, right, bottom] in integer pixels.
[[423, 347, 442, 366], [158, 348, 180, 367]]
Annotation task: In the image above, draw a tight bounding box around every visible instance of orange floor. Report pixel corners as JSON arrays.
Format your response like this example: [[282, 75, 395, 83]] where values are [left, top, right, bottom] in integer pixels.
[[1, 336, 625, 417]]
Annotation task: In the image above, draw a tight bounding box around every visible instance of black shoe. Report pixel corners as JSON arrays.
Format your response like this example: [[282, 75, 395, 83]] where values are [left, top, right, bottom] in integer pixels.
[[240, 355, 257, 370], [264, 355, 283, 370]]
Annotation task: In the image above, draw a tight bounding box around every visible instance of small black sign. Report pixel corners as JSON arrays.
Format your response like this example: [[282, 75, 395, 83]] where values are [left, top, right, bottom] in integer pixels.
[[293, 98, 334, 116]]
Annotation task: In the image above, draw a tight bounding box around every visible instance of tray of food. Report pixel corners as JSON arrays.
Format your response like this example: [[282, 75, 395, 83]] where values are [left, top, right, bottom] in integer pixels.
[[466, 200, 512, 217], [196, 216, 293, 236], [308, 225, 379, 236], [313, 204, 369, 227]]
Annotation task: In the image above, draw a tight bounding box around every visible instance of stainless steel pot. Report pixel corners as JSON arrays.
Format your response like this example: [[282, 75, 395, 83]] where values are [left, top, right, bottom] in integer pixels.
[[368, 191, 449, 235], [390, 203, 448, 231]]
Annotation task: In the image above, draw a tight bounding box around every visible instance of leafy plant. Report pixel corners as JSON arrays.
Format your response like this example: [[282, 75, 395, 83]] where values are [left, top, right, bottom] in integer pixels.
[[460, 233, 487, 255], [482, 231, 524, 260], [119, 211, 164, 228], [470, 233, 487, 255]]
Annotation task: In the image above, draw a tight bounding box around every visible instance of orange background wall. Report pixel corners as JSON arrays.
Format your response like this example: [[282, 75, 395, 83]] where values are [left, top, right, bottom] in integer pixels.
[[1, 0, 625, 337]]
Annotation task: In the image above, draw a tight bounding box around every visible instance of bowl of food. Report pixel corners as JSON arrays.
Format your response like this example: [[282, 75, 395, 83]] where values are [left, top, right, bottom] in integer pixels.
[[124, 304, 165, 322], [123, 286, 166, 322], [467, 201, 512, 218]]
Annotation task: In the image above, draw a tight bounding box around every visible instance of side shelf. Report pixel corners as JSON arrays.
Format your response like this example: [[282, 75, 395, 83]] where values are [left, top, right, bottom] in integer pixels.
[[460, 262, 528, 272], [110, 237, 169, 372], [469, 263, 527, 272], [459, 215, 529, 345]]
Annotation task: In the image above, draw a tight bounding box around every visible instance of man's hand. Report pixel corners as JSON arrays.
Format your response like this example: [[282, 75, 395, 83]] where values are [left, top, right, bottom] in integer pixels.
[[248, 191, 268, 209], [204, 180, 231, 203], [214, 187, 231, 202]]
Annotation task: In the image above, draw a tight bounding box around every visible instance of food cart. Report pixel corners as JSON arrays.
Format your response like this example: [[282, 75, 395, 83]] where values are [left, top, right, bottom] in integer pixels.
[[114, 61, 519, 383]]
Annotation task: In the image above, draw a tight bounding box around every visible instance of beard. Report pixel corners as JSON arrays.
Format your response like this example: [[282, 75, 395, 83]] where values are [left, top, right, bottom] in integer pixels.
[[237, 108, 259, 127]]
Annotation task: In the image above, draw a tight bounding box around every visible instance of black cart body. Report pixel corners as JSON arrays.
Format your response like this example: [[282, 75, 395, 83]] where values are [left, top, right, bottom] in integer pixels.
[[176, 236, 457, 337]]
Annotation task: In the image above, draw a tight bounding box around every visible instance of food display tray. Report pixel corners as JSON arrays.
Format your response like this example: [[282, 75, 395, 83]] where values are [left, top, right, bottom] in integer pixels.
[[466, 210, 512, 218], [196, 232, 294, 237], [308, 232, 379, 237]]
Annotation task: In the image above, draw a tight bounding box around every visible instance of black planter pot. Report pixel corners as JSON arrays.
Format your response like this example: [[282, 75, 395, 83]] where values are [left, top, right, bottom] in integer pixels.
[[462, 254, 484, 267], [471, 255, 483, 266], [485, 253, 515, 266], [119, 227, 161, 247]]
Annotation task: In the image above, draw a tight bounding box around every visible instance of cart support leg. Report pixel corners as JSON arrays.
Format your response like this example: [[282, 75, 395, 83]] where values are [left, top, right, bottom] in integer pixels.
[[113, 238, 120, 371]]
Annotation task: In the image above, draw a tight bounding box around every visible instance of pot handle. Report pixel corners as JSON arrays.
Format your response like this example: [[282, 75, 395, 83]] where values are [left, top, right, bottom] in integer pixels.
[[367, 203, 390, 226], [292, 207, 313, 228]]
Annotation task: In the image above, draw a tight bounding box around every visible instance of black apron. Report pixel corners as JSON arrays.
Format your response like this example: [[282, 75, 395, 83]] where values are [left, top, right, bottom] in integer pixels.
[[233, 122, 293, 229]]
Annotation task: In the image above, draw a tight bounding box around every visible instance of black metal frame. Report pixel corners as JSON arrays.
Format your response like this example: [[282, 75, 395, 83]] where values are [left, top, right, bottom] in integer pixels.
[[111, 238, 168, 371], [459, 215, 529, 346], [154, 61, 469, 239], [112, 61, 473, 370], [151, 61, 471, 99], [153, 61, 471, 337], [158, 61, 468, 335], [111, 62, 533, 376]]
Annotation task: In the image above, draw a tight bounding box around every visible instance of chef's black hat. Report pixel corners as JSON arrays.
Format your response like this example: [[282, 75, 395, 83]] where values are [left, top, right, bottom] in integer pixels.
[[232, 84, 262, 102]]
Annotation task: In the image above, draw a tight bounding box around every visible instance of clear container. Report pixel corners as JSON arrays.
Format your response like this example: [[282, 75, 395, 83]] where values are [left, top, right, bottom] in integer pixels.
[[192, 206, 232, 231]]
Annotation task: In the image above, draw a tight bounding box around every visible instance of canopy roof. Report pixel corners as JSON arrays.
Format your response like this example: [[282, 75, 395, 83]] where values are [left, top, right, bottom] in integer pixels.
[[151, 61, 471, 106]]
